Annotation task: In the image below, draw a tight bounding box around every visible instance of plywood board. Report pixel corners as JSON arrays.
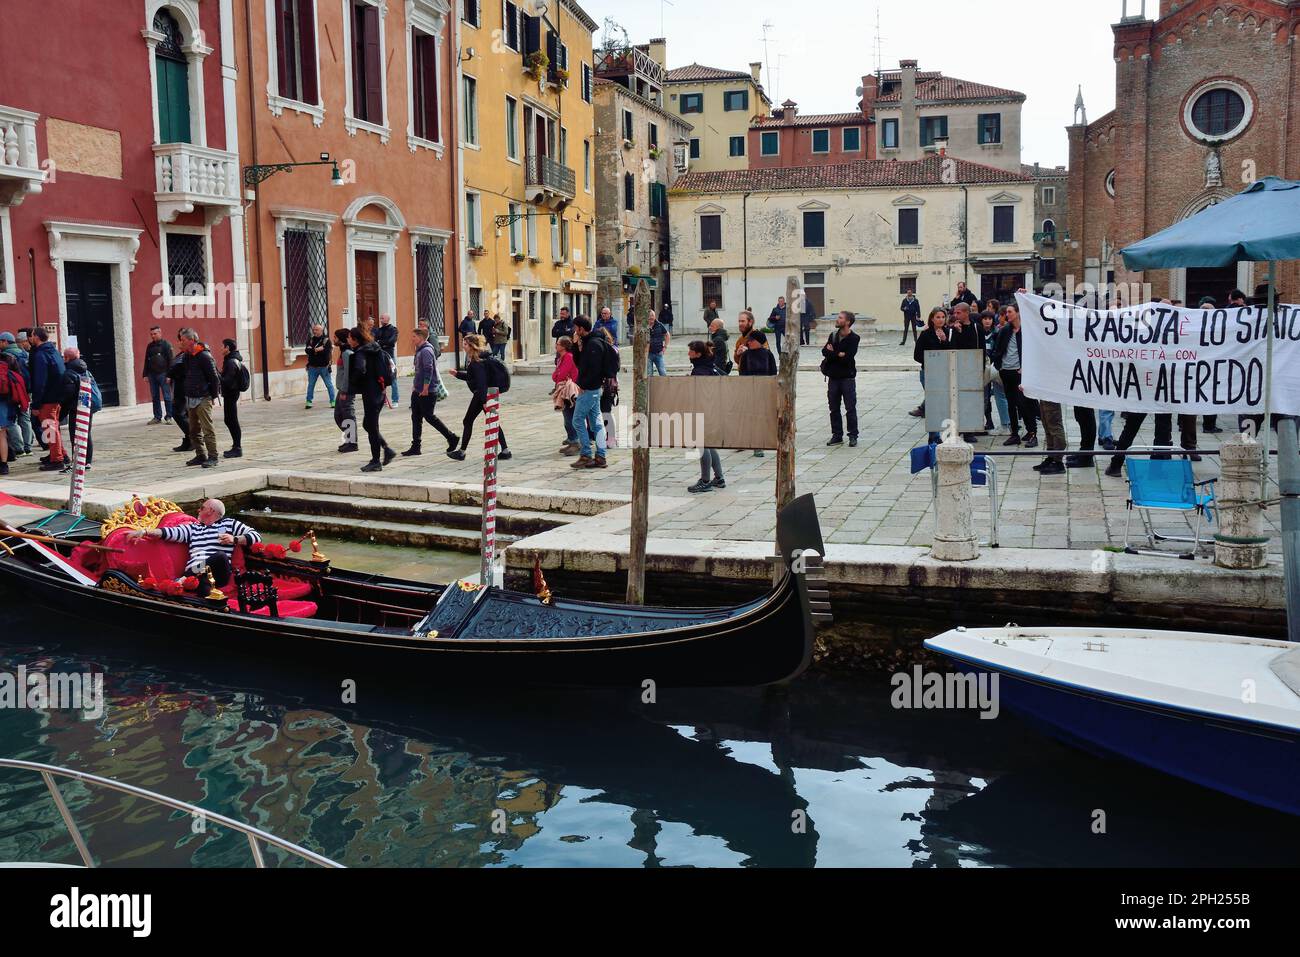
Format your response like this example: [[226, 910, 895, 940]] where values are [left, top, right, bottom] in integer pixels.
[[647, 377, 781, 450]]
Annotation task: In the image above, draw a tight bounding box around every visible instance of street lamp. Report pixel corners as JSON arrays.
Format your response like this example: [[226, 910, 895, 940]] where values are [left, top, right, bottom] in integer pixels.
[[243, 152, 344, 189]]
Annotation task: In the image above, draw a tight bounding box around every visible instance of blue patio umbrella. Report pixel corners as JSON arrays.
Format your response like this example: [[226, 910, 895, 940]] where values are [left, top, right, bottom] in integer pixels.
[[1122, 176, 1300, 641]]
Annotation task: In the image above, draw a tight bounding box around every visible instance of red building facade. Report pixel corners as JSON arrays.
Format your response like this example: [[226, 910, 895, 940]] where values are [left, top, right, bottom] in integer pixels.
[[0, 0, 244, 407]]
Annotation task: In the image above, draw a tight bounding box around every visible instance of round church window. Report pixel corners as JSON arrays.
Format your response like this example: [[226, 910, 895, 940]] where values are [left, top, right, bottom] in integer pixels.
[[1183, 80, 1254, 143]]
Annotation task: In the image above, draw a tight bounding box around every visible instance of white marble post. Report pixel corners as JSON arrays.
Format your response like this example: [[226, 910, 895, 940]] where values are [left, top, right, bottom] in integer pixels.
[[1214, 434, 1268, 570], [932, 440, 980, 561]]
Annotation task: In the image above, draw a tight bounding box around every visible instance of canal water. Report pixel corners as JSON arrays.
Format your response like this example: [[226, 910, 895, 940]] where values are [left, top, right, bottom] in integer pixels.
[[1, 540, 1298, 867]]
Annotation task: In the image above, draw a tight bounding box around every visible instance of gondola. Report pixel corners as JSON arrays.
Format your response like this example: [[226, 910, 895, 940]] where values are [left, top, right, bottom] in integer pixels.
[[0, 492, 831, 688]]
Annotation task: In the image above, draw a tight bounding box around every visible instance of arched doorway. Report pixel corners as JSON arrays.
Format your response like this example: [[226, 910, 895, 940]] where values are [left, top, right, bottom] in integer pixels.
[[153, 9, 191, 144]]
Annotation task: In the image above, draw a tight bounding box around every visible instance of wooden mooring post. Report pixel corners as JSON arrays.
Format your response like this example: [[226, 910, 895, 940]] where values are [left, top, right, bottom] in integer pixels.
[[626, 280, 652, 604], [776, 275, 801, 551]]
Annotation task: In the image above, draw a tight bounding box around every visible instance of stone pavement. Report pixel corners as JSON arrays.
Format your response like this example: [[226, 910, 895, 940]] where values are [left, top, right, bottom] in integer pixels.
[[4, 351, 1282, 554]]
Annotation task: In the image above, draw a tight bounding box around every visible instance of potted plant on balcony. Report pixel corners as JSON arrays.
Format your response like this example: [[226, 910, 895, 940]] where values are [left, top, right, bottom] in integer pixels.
[[552, 66, 569, 84], [647, 146, 662, 160], [468, 245, 487, 257], [525, 51, 549, 81]]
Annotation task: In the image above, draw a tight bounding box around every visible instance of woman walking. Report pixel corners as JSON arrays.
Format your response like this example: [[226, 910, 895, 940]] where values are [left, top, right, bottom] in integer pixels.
[[552, 336, 580, 455], [349, 325, 396, 472], [447, 334, 511, 462], [597, 326, 619, 449], [219, 338, 245, 458], [686, 341, 725, 493], [333, 328, 358, 453]]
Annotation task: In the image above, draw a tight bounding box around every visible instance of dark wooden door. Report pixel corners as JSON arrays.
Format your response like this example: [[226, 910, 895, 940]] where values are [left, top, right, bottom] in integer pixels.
[[1185, 265, 1238, 308], [805, 287, 825, 317], [355, 251, 380, 323], [64, 262, 118, 406]]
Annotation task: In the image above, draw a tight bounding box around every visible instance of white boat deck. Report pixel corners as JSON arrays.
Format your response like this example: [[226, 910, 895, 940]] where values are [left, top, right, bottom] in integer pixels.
[[926, 627, 1300, 731]]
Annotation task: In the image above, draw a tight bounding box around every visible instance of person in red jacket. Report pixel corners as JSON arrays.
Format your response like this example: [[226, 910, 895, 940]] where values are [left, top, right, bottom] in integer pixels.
[[551, 336, 579, 455]]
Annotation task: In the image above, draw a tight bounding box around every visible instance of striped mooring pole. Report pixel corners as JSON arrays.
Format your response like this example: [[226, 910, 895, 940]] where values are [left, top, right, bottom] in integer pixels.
[[65, 376, 94, 516], [479, 387, 501, 587]]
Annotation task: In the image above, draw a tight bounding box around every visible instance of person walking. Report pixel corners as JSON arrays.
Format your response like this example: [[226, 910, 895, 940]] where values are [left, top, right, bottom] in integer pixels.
[[447, 333, 513, 463], [489, 313, 510, 362], [659, 301, 675, 333], [552, 335, 580, 455], [28, 328, 67, 472], [180, 331, 222, 469], [375, 314, 399, 405], [333, 328, 358, 454], [822, 310, 860, 448], [0, 332, 32, 460], [476, 310, 495, 343], [709, 319, 731, 374], [568, 317, 609, 470], [304, 323, 335, 409], [0, 349, 30, 476], [597, 326, 620, 448], [899, 289, 921, 345], [402, 327, 458, 457], [458, 310, 478, 368], [646, 309, 670, 376], [767, 297, 787, 355], [703, 298, 719, 331], [219, 339, 246, 459], [687, 340, 725, 493], [595, 306, 619, 345], [991, 303, 1038, 448], [167, 330, 192, 452], [142, 325, 174, 424], [58, 346, 101, 471], [348, 325, 397, 472]]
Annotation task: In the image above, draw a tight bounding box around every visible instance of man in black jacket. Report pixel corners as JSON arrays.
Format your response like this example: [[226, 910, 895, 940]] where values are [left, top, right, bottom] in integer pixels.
[[899, 290, 920, 345], [167, 331, 192, 452], [708, 319, 730, 374], [569, 316, 608, 469], [374, 314, 399, 404], [551, 306, 574, 342], [141, 326, 174, 424], [823, 311, 860, 447], [304, 323, 334, 409], [179, 330, 222, 468], [953, 281, 979, 309]]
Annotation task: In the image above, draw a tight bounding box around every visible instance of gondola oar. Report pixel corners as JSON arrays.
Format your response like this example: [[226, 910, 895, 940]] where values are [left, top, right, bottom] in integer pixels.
[[0, 526, 123, 553]]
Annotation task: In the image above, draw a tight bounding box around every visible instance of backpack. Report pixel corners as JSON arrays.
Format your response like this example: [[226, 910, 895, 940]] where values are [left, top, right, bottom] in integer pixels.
[[235, 358, 251, 393], [88, 376, 102, 413], [378, 348, 397, 387], [481, 355, 511, 394], [601, 340, 621, 379]]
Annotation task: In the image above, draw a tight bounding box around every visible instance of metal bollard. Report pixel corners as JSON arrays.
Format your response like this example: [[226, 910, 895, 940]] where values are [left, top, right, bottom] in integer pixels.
[[931, 440, 980, 561]]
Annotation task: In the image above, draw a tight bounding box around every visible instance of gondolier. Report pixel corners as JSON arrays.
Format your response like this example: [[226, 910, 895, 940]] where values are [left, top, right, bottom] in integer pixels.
[[126, 498, 260, 587]]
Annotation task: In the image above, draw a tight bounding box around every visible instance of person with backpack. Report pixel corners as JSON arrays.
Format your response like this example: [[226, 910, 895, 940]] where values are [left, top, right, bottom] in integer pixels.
[[219, 338, 247, 459], [822, 310, 860, 448], [1, 331, 32, 461], [333, 328, 359, 454], [446, 333, 512, 462], [489, 314, 510, 362], [28, 327, 66, 472], [569, 317, 608, 469], [687, 341, 725, 494], [58, 346, 100, 472], [0, 348, 30, 476], [375, 314, 400, 404], [402, 327, 458, 457], [348, 325, 397, 473], [304, 323, 335, 410], [596, 326, 620, 449]]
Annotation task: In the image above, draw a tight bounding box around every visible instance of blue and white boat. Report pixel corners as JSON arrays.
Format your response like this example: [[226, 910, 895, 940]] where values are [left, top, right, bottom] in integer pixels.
[[924, 626, 1300, 816]]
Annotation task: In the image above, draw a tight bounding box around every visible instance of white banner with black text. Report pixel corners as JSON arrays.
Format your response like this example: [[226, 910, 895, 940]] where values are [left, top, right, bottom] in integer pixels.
[[1015, 292, 1300, 415]]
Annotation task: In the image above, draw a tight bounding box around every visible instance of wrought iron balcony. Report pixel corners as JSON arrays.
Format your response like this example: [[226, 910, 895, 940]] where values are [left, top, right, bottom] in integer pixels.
[[154, 142, 241, 225], [0, 105, 44, 206], [525, 154, 576, 201]]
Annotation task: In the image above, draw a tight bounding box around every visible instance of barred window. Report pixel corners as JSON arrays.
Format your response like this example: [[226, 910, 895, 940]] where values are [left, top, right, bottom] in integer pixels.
[[283, 227, 328, 347], [165, 232, 207, 296], [415, 240, 446, 340], [702, 275, 722, 308]]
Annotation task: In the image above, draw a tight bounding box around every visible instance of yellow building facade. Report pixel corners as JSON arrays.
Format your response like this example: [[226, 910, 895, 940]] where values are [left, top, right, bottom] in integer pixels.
[[457, 0, 599, 363], [663, 49, 771, 174]]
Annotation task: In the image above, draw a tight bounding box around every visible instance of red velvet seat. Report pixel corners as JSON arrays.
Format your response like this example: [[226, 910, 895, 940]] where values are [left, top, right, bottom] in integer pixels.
[[227, 597, 319, 618], [274, 579, 313, 601]]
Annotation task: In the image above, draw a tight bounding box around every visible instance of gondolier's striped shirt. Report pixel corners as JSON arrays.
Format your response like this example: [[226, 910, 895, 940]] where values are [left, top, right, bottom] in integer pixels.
[[159, 518, 262, 572]]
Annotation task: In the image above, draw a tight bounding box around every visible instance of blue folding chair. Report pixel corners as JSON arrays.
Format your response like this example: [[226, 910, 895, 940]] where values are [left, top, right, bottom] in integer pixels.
[[910, 443, 1000, 547], [1123, 458, 1217, 554]]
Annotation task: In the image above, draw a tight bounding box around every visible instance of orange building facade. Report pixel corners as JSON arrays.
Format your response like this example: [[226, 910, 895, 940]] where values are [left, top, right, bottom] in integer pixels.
[[234, 0, 459, 398]]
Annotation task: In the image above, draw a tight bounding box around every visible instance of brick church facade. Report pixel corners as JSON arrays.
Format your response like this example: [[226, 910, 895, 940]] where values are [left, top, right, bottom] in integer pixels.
[[1066, 0, 1300, 305]]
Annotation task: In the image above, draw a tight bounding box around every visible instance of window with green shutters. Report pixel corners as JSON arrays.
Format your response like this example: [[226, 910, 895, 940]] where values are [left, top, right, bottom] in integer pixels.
[[811, 129, 829, 153], [649, 182, 667, 219], [153, 10, 191, 144]]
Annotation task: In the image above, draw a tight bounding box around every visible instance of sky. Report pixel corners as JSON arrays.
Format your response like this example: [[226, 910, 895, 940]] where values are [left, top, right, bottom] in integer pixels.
[[580, 0, 1122, 168]]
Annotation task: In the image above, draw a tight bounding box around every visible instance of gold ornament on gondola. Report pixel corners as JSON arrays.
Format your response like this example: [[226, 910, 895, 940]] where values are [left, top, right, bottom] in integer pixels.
[[203, 566, 225, 601], [100, 495, 184, 537], [307, 530, 327, 563], [532, 557, 554, 606]]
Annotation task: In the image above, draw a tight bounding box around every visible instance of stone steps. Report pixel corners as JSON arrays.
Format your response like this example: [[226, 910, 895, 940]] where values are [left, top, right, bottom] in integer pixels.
[[240, 507, 516, 553], [246, 488, 567, 537]]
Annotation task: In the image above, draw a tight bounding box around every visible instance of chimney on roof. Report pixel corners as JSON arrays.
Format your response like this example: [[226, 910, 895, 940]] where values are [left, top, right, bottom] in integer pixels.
[[900, 60, 919, 157], [858, 74, 879, 116], [750, 61, 762, 84], [647, 38, 666, 68], [781, 99, 798, 124]]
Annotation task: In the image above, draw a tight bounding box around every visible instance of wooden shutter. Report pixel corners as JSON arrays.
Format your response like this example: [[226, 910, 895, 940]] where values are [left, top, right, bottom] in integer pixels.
[[275, 0, 294, 95], [414, 32, 439, 141], [523, 15, 540, 56], [297, 0, 318, 104], [899, 208, 918, 245], [362, 4, 382, 122], [156, 56, 192, 144]]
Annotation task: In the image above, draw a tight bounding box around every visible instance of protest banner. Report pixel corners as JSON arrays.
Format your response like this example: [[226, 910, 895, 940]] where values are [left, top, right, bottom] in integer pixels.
[[1016, 292, 1300, 415]]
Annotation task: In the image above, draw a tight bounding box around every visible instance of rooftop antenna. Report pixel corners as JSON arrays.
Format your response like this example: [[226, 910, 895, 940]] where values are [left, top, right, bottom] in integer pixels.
[[873, 4, 884, 76], [760, 19, 775, 90], [659, 0, 673, 38]]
